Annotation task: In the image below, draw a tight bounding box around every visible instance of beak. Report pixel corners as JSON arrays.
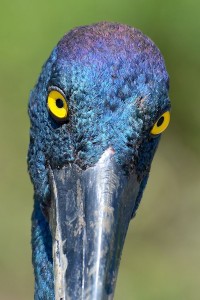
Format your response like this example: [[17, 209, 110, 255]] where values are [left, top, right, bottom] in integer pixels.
[[48, 148, 140, 300]]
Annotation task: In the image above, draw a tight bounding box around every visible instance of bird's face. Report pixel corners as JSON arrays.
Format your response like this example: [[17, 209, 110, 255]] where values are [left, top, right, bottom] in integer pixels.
[[28, 23, 170, 299]]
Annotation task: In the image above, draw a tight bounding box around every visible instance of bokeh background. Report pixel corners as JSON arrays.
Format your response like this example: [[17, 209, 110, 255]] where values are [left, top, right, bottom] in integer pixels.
[[1, 0, 200, 299]]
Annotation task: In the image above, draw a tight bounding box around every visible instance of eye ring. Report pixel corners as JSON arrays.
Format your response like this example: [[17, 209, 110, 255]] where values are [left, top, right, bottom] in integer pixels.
[[47, 90, 68, 122], [150, 111, 170, 136]]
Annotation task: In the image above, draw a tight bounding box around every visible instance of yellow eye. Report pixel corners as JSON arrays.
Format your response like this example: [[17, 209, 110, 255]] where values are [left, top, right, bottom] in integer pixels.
[[47, 90, 68, 122], [150, 111, 170, 135]]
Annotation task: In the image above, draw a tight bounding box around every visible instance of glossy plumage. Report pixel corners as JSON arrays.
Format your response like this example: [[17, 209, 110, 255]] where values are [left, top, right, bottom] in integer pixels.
[[28, 22, 170, 299]]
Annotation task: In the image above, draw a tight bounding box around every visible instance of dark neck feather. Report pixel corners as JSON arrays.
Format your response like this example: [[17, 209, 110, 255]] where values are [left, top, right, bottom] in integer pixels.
[[32, 197, 54, 299]]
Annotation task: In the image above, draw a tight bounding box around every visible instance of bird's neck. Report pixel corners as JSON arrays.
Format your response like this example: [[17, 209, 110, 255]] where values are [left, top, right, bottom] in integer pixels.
[[32, 198, 54, 299]]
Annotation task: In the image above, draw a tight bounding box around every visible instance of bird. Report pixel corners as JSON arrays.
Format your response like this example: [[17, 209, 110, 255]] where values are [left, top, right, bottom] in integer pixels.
[[28, 22, 170, 300]]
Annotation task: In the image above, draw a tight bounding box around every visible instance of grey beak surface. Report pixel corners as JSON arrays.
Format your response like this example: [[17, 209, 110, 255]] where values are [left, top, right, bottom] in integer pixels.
[[49, 149, 140, 300]]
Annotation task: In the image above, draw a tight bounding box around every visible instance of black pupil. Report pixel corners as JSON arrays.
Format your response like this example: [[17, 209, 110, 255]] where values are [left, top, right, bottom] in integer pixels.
[[157, 116, 164, 127], [56, 98, 64, 108]]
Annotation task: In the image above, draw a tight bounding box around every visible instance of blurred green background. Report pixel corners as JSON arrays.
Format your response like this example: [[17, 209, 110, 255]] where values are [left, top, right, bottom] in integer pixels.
[[1, 0, 200, 299]]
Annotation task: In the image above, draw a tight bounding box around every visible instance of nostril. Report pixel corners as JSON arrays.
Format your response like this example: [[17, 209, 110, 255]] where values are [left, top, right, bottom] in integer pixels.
[[107, 146, 115, 155], [98, 147, 115, 164]]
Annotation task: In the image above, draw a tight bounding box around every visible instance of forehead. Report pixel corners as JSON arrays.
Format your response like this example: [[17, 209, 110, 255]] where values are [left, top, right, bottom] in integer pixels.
[[53, 23, 169, 100], [47, 23, 168, 114], [57, 24, 168, 76]]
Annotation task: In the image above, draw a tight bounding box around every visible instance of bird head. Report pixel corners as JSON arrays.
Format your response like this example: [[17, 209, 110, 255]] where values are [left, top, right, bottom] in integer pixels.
[[28, 22, 170, 300]]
